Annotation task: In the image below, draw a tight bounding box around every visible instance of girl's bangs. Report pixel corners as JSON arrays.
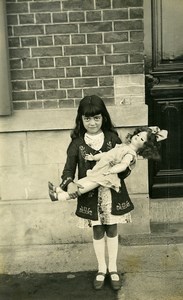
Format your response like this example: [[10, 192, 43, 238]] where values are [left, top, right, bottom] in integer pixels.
[[82, 105, 102, 117]]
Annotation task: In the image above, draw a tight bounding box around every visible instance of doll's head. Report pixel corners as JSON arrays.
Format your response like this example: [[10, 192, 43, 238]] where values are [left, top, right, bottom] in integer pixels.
[[126, 126, 168, 160], [71, 95, 117, 138]]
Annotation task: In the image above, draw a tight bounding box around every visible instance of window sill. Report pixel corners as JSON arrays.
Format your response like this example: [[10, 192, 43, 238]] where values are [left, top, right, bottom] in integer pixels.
[[0, 105, 147, 133]]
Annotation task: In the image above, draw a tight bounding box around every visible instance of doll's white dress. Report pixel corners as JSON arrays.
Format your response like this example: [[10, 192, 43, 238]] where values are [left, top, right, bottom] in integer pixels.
[[86, 143, 137, 192], [78, 132, 134, 228]]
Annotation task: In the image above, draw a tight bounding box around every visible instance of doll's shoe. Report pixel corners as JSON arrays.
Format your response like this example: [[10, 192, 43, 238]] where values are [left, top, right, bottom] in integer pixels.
[[49, 190, 58, 202], [48, 181, 56, 192], [109, 272, 121, 291], [93, 272, 106, 290]]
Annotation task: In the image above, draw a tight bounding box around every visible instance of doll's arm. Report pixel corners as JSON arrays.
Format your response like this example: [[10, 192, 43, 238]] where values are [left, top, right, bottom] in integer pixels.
[[85, 152, 106, 161], [104, 154, 133, 175]]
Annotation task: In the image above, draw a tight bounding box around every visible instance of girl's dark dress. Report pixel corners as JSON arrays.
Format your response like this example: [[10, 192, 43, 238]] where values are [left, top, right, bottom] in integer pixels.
[[60, 131, 134, 222]]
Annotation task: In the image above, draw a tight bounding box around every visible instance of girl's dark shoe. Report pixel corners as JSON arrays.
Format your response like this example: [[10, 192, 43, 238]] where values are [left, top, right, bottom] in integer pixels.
[[49, 190, 58, 202], [109, 272, 121, 291], [48, 181, 56, 192], [93, 272, 106, 290]]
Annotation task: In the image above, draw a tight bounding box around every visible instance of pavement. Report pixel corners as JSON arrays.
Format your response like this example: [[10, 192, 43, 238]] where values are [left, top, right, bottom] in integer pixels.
[[0, 239, 183, 300]]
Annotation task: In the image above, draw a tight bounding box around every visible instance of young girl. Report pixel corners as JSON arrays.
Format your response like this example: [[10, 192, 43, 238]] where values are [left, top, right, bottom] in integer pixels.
[[49, 126, 168, 201], [49, 95, 167, 291]]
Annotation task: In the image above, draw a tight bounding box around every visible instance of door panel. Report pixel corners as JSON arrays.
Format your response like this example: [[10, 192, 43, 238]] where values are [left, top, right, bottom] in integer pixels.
[[148, 95, 183, 198], [144, 0, 183, 198], [151, 0, 183, 72]]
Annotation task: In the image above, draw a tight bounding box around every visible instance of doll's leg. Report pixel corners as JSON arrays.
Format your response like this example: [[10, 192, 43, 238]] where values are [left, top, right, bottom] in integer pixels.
[[49, 178, 99, 201], [48, 182, 62, 193], [77, 177, 99, 194], [49, 189, 69, 201], [56, 179, 98, 201]]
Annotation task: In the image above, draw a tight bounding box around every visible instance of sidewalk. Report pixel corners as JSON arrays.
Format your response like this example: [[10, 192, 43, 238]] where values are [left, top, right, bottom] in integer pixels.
[[0, 242, 183, 300]]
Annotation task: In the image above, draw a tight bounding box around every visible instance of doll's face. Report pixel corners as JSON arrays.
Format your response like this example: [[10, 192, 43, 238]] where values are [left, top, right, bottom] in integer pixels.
[[131, 131, 148, 149]]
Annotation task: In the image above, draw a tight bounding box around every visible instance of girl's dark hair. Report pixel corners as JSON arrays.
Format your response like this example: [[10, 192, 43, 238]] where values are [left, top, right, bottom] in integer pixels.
[[71, 95, 118, 139], [126, 127, 161, 160]]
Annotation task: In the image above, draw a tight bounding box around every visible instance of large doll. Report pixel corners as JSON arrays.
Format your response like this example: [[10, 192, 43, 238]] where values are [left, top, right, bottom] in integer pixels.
[[49, 126, 168, 201]]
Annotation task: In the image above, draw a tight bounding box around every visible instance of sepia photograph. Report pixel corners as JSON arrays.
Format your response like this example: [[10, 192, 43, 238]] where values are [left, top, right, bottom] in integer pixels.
[[0, 0, 183, 299]]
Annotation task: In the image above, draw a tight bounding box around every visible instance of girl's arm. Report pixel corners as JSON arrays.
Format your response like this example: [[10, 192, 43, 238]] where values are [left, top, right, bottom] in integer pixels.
[[60, 140, 79, 190]]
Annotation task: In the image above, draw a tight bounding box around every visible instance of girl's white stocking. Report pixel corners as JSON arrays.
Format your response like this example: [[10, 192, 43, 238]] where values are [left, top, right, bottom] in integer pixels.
[[107, 235, 118, 273], [93, 238, 107, 276]]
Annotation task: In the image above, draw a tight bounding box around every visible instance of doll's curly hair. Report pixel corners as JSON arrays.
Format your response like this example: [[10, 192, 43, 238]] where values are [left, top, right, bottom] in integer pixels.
[[126, 127, 161, 160]]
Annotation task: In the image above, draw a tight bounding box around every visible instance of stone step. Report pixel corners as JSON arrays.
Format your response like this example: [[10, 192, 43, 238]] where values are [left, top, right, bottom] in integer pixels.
[[119, 222, 183, 246]]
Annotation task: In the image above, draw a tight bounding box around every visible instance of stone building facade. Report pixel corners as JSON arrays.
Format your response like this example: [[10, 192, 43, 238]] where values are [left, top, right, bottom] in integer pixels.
[[0, 0, 149, 251]]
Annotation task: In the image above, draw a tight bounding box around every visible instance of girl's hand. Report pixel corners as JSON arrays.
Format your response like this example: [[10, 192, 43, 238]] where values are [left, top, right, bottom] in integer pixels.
[[85, 153, 95, 161], [103, 170, 113, 176], [67, 182, 83, 199], [109, 160, 115, 167], [103, 168, 117, 176]]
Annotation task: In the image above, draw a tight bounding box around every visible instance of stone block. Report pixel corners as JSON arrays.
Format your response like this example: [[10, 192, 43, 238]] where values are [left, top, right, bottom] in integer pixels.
[[6, 2, 28, 14], [130, 7, 143, 18], [113, 64, 144, 75], [125, 159, 148, 194], [118, 194, 150, 235], [46, 24, 78, 35], [114, 20, 143, 31], [0, 199, 92, 246], [71, 34, 86, 44], [63, 0, 94, 11], [66, 67, 81, 78], [36, 90, 66, 100], [35, 68, 64, 79], [13, 91, 35, 101], [82, 66, 111, 77], [32, 47, 62, 57], [150, 198, 183, 223], [30, 1, 61, 12], [0, 164, 59, 200], [65, 45, 95, 56], [0, 165, 29, 200], [115, 86, 144, 95], [36, 13, 51, 24], [13, 101, 28, 110], [103, 9, 128, 20], [13, 48, 30, 63], [11, 69, 33, 80], [69, 12, 85, 22], [52, 12, 68, 23], [80, 22, 112, 33], [21, 37, 37, 47], [114, 42, 144, 54], [0, 132, 27, 167], [86, 11, 102, 22], [27, 131, 70, 165], [14, 25, 44, 36], [113, 0, 143, 8], [109, 105, 148, 126], [115, 74, 144, 86]]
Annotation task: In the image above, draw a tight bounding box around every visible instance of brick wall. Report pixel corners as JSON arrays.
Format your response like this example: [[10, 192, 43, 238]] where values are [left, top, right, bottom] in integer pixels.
[[6, 0, 144, 110]]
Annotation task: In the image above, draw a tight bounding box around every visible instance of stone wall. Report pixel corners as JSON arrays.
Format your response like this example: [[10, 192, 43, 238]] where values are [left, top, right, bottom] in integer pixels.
[[0, 0, 150, 247], [0, 103, 149, 246]]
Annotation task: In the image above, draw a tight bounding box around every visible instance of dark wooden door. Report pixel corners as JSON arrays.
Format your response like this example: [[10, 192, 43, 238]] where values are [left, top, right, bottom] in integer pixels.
[[144, 0, 183, 198]]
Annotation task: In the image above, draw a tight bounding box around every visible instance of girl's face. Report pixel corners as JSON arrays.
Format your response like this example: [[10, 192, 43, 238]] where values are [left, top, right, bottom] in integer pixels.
[[82, 114, 103, 135], [131, 131, 148, 149]]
